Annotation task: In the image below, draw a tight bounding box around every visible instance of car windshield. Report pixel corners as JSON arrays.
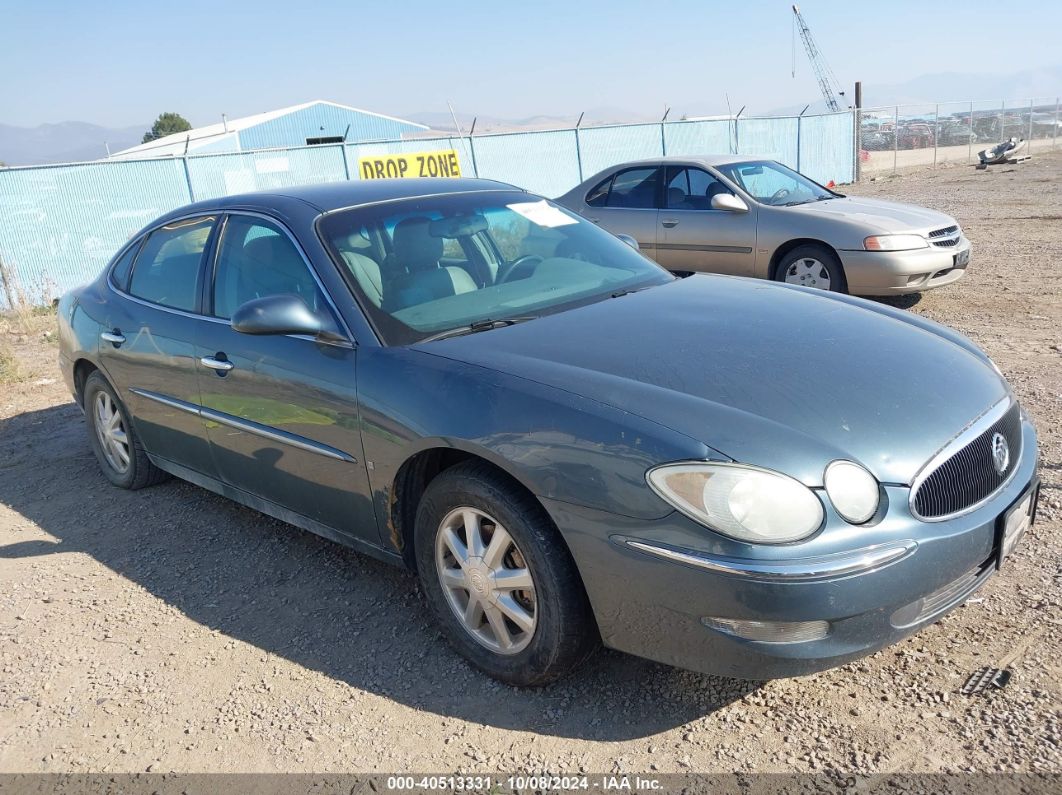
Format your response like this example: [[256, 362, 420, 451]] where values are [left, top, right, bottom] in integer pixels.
[[714, 160, 838, 206], [318, 190, 672, 345]]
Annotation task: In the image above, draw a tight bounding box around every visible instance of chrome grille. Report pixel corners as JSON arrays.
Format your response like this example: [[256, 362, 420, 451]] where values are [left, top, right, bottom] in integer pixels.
[[912, 402, 1022, 520], [928, 225, 961, 248], [928, 225, 959, 238]]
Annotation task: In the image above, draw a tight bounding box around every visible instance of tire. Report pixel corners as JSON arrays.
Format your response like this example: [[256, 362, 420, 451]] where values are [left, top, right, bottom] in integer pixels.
[[774, 244, 848, 293], [414, 461, 598, 686], [84, 371, 169, 490]]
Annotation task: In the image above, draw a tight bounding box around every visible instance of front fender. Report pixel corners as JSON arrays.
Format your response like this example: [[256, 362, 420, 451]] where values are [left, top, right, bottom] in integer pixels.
[[356, 347, 713, 539]]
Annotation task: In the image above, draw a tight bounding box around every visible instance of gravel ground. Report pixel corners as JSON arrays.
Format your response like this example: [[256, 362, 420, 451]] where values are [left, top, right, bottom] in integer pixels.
[[0, 154, 1060, 777]]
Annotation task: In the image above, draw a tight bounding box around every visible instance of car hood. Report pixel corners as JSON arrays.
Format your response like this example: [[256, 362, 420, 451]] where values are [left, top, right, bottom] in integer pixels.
[[420, 276, 1007, 486], [789, 195, 957, 234]]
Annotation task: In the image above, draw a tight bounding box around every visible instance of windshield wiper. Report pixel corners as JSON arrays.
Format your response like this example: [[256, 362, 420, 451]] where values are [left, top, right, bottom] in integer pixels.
[[609, 285, 653, 299], [419, 316, 537, 343]]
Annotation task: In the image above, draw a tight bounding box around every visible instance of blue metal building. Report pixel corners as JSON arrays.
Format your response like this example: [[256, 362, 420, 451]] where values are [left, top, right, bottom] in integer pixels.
[[109, 100, 429, 160]]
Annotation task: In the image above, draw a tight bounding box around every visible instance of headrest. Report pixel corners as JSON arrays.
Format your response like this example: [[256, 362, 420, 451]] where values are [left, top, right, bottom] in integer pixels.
[[393, 217, 443, 271], [706, 182, 729, 199], [244, 234, 283, 266]]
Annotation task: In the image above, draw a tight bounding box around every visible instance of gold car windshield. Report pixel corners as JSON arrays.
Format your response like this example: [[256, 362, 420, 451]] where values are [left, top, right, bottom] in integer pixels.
[[715, 160, 838, 206]]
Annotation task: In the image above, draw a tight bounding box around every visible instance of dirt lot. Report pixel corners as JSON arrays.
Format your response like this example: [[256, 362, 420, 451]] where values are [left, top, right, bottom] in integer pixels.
[[1, 154, 1060, 778]]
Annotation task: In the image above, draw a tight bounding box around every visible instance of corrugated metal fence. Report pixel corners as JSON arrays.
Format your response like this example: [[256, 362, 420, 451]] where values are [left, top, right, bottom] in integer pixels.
[[0, 111, 855, 306]]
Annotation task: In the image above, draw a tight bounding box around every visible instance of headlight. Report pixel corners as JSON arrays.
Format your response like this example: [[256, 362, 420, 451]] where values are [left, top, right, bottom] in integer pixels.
[[647, 463, 823, 544], [863, 234, 928, 251], [823, 461, 880, 524]]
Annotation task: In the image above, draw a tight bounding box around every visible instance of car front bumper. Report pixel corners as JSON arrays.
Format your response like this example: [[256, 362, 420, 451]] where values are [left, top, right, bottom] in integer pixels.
[[839, 237, 971, 295], [544, 417, 1037, 679]]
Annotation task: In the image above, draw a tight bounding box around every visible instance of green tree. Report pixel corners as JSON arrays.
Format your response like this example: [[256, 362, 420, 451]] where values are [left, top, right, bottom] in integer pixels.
[[142, 112, 192, 143]]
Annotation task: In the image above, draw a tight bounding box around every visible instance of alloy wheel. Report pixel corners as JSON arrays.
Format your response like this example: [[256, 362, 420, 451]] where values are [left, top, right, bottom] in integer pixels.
[[784, 257, 832, 290], [435, 506, 537, 655], [94, 391, 130, 474]]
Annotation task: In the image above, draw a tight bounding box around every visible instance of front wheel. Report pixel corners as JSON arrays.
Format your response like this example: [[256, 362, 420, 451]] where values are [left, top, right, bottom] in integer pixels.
[[414, 461, 598, 686], [775, 244, 847, 293]]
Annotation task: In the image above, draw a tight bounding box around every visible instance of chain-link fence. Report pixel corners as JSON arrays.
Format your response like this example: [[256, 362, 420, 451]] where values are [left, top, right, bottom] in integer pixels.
[[858, 96, 1061, 177], [0, 111, 856, 306]]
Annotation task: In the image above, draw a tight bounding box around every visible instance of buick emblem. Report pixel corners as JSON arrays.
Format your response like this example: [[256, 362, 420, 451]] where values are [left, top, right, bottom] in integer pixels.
[[991, 432, 1010, 475]]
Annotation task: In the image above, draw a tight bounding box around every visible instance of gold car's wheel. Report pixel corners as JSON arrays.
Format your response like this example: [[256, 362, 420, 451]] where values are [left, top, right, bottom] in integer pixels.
[[783, 257, 832, 290], [776, 244, 847, 293]]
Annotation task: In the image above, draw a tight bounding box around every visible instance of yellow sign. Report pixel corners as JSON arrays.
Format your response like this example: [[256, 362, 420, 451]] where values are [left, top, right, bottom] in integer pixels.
[[358, 149, 462, 180]]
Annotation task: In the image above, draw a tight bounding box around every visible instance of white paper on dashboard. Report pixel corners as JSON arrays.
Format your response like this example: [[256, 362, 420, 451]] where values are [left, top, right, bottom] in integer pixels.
[[507, 200, 579, 228]]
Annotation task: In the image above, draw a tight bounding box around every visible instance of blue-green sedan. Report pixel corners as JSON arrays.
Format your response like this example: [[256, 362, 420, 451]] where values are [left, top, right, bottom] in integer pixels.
[[58, 178, 1038, 685]]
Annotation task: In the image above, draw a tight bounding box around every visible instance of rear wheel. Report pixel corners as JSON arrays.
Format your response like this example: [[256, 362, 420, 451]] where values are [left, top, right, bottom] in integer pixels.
[[414, 461, 598, 686], [775, 244, 847, 293], [84, 371, 168, 490]]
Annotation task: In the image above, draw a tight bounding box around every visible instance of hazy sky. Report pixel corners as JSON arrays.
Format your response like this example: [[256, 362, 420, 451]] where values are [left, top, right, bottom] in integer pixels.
[[2, 0, 1060, 128]]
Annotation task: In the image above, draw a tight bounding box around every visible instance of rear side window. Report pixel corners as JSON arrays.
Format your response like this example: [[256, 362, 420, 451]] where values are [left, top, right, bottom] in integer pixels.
[[605, 167, 660, 209], [108, 240, 142, 291], [585, 176, 612, 207], [127, 216, 215, 311]]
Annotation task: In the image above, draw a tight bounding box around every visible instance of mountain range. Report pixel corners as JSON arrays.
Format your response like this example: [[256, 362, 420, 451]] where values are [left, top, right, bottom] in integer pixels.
[[3, 66, 1058, 166], [0, 121, 145, 166]]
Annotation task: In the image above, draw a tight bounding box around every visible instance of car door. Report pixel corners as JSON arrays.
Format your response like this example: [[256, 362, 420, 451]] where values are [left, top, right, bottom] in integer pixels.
[[580, 166, 660, 257], [656, 166, 758, 276], [98, 215, 219, 478], [194, 212, 379, 546]]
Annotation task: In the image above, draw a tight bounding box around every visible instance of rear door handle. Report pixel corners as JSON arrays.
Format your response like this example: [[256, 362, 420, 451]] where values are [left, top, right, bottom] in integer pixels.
[[100, 330, 126, 346], [661, 219, 679, 228], [200, 355, 234, 373]]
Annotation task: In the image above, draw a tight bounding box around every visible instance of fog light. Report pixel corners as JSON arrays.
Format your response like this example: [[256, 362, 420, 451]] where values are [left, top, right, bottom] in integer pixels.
[[701, 617, 830, 643]]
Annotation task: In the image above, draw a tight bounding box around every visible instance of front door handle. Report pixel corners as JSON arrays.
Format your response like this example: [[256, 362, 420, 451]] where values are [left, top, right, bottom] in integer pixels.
[[661, 219, 679, 228], [100, 330, 126, 346], [200, 355, 234, 373]]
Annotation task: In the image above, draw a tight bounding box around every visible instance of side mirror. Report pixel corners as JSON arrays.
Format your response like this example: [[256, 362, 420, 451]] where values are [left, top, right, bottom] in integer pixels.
[[615, 234, 640, 251], [711, 193, 749, 213], [231, 294, 326, 337]]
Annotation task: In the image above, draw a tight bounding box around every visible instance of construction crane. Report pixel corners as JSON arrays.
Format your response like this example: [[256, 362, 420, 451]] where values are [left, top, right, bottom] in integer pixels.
[[791, 5, 845, 112]]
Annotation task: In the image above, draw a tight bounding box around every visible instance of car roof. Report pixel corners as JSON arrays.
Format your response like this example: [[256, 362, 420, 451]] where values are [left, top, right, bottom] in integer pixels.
[[618, 154, 759, 169], [175, 177, 525, 217]]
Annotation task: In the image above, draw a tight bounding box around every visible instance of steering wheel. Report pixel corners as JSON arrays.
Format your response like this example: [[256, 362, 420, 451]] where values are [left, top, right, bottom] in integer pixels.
[[497, 255, 543, 284], [769, 187, 792, 204]]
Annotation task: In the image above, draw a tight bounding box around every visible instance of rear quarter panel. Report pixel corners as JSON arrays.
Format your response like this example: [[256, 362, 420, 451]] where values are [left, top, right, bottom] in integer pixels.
[[57, 280, 105, 404]]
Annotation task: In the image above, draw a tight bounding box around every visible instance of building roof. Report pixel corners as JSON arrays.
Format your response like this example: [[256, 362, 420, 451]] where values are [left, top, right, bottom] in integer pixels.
[[108, 100, 429, 160]]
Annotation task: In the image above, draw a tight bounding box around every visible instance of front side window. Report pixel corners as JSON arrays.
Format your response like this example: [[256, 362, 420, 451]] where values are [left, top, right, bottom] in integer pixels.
[[665, 167, 732, 210], [211, 216, 325, 320], [714, 160, 837, 206], [319, 191, 672, 345], [605, 167, 660, 209], [127, 216, 215, 311]]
